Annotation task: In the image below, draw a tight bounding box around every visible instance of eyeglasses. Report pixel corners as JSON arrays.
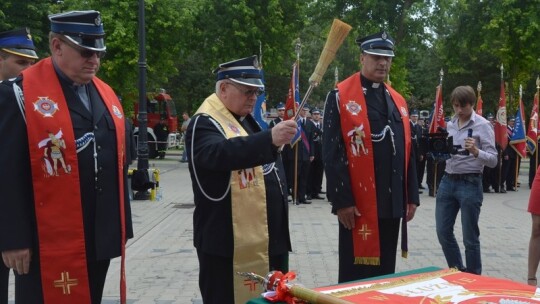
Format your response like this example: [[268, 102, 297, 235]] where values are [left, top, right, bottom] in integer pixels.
[[227, 81, 264, 97], [61, 39, 106, 59]]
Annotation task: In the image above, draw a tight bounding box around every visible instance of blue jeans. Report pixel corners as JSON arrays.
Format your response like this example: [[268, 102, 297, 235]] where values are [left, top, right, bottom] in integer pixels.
[[435, 173, 483, 274]]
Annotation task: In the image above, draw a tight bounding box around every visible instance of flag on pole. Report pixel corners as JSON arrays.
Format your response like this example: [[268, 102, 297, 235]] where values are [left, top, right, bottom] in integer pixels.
[[284, 63, 300, 120], [495, 78, 508, 151], [284, 62, 302, 145], [429, 84, 446, 133], [252, 69, 268, 129], [527, 92, 539, 154], [476, 81, 483, 116], [509, 97, 527, 158]]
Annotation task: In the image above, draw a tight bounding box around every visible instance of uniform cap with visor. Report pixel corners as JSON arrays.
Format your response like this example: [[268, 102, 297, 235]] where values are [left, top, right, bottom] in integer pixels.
[[214, 55, 264, 88], [49, 10, 106, 52], [356, 31, 395, 57], [0, 28, 38, 59]]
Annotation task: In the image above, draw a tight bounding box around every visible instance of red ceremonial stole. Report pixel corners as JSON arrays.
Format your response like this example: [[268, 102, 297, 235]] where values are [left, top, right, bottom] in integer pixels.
[[22, 57, 127, 303], [337, 73, 411, 265]]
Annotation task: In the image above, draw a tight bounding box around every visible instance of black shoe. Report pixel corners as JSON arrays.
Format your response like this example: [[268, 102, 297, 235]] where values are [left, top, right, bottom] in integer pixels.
[[306, 195, 313, 200], [319, 191, 326, 194], [500, 188, 507, 193], [419, 185, 426, 189], [300, 200, 312, 204], [507, 187, 517, 191], [418, 190, 423, 194], [428, 191, 434, 197], [311, 194, 324, 200], [483, 188, 492, 193]]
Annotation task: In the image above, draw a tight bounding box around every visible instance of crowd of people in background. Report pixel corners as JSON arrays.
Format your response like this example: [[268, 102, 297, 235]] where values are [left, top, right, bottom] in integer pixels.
[[268, 102, 325, 205]]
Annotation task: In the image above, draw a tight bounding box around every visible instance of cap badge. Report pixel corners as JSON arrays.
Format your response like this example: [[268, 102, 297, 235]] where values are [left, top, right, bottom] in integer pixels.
[[346, 100, 362, 116], [382, 32, 388, 40], [95, 15, 102, 26], [33, 97, 59, 118]]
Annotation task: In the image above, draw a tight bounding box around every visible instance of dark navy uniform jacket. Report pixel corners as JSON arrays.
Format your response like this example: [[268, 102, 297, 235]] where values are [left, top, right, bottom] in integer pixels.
[[323, 76, 420, 218], [186, 113, 291, 258], [0, 73, 133, 262]]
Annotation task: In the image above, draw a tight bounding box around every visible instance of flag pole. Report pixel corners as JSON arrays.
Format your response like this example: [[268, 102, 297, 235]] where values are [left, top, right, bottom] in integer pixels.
[[515, 85, 522, 189], [477, 81, 482, 115], [292, 38, 301, 204], [536, 76, 540, 171], [498, 64, 504, 191], [433, 68, 444, 196]]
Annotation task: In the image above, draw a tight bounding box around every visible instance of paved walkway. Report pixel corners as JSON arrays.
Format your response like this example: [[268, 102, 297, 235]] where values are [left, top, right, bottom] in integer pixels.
[[6, 150, 536, 303]]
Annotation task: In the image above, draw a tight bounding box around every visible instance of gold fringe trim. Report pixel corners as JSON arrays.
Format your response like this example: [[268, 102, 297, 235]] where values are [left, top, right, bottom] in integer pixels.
[[401, 250, 408, 258], [354, 257, 380, 265]]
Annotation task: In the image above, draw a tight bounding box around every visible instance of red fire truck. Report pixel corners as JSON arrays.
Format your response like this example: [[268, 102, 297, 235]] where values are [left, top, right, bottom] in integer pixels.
[[133, 89, 180, 159]]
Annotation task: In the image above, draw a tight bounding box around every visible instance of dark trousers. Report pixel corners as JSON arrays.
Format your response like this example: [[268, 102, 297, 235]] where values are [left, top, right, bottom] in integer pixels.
[[417, 157, 426, 186], [501, 157, 517, 189], [0, 264, 8, 304], [338, 218, 400, 283], [15, 255, 110, 304], [530, 153, 539, 188], [426, 159, 445, 194], [197, 249, 289, 304], [297, 160, 310, 202], [307, 159, 324, 196]]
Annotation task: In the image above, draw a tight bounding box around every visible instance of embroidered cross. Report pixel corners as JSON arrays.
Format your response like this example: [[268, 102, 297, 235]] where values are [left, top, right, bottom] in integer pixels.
[[357, 224, 372, 240], [53, 271, 79, 295], [243, 279, 258, 291]]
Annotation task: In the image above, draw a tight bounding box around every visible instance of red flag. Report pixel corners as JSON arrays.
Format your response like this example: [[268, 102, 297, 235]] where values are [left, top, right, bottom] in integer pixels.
[[429, 84, 446, 133], [527, 92, 539, 154], [476, 94, 483, 116], [284, 63, 299, 120], [495, 80, 508, 150]]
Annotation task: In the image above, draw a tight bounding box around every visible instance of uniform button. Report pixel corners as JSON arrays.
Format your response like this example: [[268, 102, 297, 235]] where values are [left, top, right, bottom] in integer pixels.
[[97, 146, 102, 151], [388, 120, 391, 124], [98, 188, 103, 193], [99, 167, 103, 172], [94, 125, 98, 130]]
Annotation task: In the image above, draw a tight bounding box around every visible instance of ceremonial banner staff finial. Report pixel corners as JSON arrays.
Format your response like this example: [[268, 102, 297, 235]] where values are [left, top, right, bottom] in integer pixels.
[[536, 75, 539, 90], [258, 40, 263, 68], [295, 38, 302, 62], [501, 64, 504, 79], [439, 68, 444, 85], [520, 84, 523, 99], [477, 81, 482, 94]]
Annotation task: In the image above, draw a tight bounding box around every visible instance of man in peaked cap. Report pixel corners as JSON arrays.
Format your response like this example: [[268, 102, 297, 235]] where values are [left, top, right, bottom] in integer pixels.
[[0, 10, 133, 303], [410, 109, 425, 192], [323, 31, 420, 283], [0, 26, 39, 304], [0, 28, 38, 80], [185, 55, 297, 303], [268, 102, 286, 128], [307, 106, 325, 200]]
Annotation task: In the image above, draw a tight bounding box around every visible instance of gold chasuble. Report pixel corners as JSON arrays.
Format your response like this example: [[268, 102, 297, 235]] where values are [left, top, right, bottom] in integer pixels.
[[337, 73, 411, 265], [196, 93, 269, 304], [22, 58, 127, 303]]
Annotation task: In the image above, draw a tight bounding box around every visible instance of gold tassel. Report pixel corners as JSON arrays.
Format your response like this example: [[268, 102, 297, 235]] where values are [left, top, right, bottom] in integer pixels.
[[354, 257, 380, 265], [402, 251, 408, 258]]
